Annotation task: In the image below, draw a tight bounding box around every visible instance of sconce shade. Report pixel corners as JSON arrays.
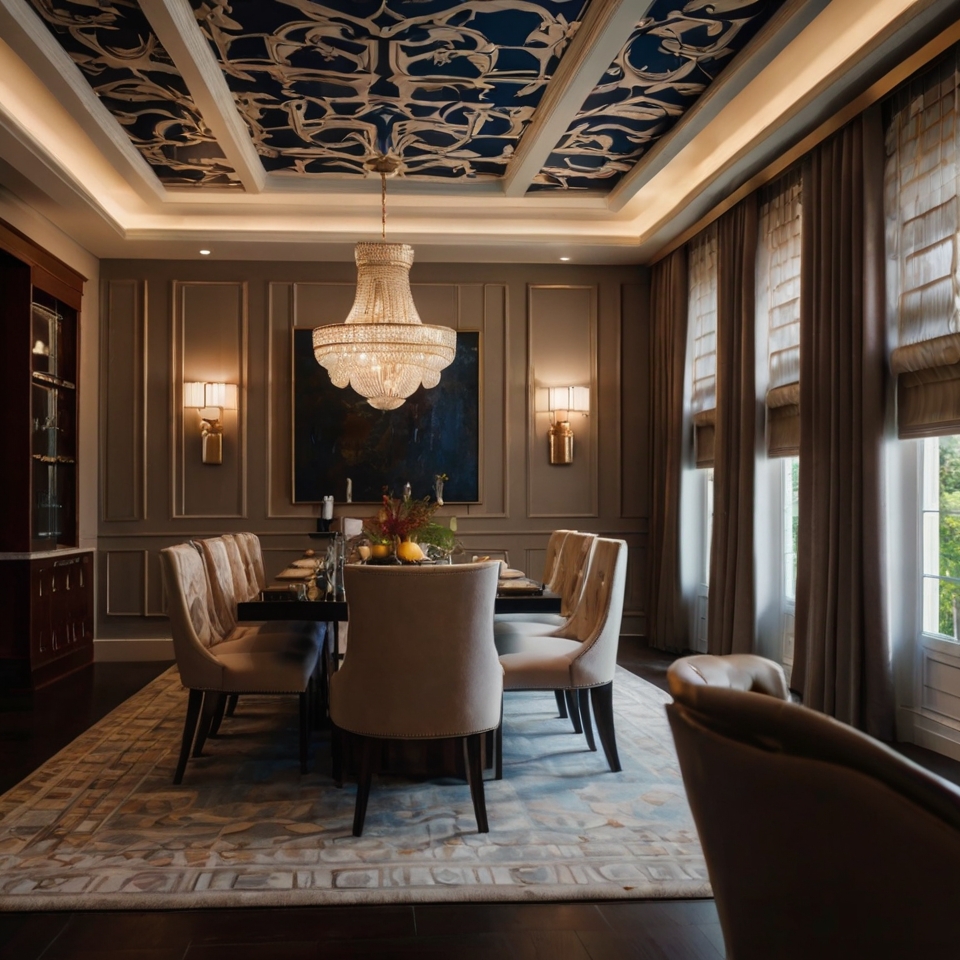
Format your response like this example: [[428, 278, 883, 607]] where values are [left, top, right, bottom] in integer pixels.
[[183, 382, 238, 410], [204, 382, 238, 410], [183, 382, 206, 408], [312, 242, 456, 411], [548, 386, 590, 420]]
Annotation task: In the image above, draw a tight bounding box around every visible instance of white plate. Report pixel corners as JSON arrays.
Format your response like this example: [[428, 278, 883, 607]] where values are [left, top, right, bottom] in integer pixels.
[[499, 568, 526, 579]]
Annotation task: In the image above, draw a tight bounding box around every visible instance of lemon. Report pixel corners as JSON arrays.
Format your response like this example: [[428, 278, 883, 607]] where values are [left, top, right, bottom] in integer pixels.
[[370, 543, 390, 559], [397, 540, 424, 563]]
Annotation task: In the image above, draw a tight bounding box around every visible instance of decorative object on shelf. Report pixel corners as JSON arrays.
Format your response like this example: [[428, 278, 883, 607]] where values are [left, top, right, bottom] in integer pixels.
[[183, 381, 238, 465], [547, 385, 590, 465], [434, 473, 447, 506], [311, 154, 456, 411], [346, 477, 352, 503]]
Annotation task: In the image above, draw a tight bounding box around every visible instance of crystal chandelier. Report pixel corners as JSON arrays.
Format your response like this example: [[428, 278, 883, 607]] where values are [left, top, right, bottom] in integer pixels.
[[312, 156, 456, 411]]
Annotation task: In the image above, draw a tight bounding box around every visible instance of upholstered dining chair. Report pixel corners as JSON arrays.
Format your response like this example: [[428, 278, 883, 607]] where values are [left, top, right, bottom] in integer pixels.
[[497, 537, 627, 773], [197, 536, 326, 731], [160, 543, 320, 784], [234, 532, 267, 595], [495, 531, 596, 636], [328, 561, 502, 837], [666, 681, 960, 960]]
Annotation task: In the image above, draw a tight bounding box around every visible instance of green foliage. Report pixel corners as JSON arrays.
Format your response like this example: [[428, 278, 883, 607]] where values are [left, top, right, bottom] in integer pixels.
[[414, 522, 458, 552], [938, 437, 960, 636]]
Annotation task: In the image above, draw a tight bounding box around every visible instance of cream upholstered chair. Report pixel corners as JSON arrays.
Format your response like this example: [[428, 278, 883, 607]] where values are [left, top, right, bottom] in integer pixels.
[[494, 532, 596, 638], [498, 538, 627, 773], [197, 536, 325, 730], [667, 653, 790, 701], [329, 562, 502, 837], [666, 681, 960, 960], [233, 532, 267, 595], [493, 529, 573, 627], [160, 543, 320, 784]]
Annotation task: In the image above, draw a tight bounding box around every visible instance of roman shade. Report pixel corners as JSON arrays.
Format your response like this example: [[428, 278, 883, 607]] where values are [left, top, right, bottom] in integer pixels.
[[689, 223, 719, 467], [759, 170, 802, 456], [886, 50, 960, 437]]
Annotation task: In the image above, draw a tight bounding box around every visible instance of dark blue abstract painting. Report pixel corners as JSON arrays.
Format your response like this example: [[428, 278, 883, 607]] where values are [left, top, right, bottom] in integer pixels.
[[293, 328, 479, 503]]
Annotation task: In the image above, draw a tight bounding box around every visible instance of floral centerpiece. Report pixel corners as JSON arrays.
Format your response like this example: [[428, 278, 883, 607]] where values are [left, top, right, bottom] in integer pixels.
[[363, 493, 438, 560]]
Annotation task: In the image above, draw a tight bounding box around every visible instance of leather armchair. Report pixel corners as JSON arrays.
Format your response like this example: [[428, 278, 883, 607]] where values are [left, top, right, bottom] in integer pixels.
[[667, 682, 960, 960], [667, 653, 790, 701], [329, 562, 502, 836]]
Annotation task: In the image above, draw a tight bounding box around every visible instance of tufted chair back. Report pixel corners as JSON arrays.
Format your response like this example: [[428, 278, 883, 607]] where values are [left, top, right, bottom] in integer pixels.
[[197, 537, 243, 635], [234, 532, 266, 593], [560, 538, 627, 687], [160, 543, 225, 690], [667, 654, 790, 701], [553, 531, 596, 617], [542, 529, 573, 591]]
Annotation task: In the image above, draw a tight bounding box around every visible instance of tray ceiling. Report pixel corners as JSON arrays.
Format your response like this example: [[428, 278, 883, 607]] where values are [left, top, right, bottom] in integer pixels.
[[25, 0, 783, 191]]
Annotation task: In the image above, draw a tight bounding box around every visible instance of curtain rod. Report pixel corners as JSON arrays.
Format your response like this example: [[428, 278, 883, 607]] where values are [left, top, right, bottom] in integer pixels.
[[648, 15, 960, 266]]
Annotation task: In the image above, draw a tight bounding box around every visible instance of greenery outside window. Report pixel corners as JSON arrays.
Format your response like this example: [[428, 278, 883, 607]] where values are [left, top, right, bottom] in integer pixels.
[[921, 435, 960, 640]]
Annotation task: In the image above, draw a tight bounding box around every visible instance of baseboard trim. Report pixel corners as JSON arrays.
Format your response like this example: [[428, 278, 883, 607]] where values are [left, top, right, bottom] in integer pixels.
[[896, 705, 960, 763], [94, 638, 174, 662]]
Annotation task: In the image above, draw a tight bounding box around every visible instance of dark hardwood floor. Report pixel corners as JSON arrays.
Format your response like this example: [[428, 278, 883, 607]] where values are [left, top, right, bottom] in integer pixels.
[[3, 643, 960, 959]]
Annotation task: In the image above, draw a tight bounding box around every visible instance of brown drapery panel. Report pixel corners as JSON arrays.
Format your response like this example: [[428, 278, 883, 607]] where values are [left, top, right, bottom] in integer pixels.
[[707, 197, 758, 656], [793, 109, 893, 738], [648, 247, 689, 651]]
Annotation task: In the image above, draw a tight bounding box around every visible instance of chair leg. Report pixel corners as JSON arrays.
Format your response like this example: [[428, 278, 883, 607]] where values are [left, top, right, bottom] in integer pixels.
[[564, 689, 582, 734], [193, 692, 218, 757], [353, 735, 376, 837], [590, 682, 621, 772], [225, 694, 239, 717], [464, 734, 489, 833], [299, 691, 310, 774], [578, 688, 596, 752], [495, 720, 503, 781], [174, 689, 204, 785], [209, 693, 228, 737], [554, 689, 568, 718]]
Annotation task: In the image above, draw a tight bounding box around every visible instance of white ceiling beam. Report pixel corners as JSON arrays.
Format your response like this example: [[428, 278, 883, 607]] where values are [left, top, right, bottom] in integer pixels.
[[0, 0, 166, 204], [140, 0, 266, 194], [501, 0, 654, 198]]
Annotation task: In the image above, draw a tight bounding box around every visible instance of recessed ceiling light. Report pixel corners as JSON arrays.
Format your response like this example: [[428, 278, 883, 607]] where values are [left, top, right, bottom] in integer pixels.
[[199, 249, 211, 255], [559, 256, 570, 261]]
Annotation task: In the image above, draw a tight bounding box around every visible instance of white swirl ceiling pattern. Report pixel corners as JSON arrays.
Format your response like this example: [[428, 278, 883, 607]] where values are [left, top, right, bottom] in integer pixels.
[[26, 0, 783, 191]]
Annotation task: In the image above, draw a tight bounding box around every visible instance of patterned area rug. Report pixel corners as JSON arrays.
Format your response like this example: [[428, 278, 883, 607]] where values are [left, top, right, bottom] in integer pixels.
[[0, 667, 709, 910]]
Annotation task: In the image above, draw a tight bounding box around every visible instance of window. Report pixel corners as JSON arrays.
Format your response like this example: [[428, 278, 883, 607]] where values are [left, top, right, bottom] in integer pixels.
[[688, 223, 719, 468], [783, 456, 799, 602], [921, 435, 960, 639]]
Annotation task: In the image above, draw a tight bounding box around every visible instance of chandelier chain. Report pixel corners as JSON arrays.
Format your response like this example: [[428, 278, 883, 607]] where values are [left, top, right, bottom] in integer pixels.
[[381, 171, 386, 241]]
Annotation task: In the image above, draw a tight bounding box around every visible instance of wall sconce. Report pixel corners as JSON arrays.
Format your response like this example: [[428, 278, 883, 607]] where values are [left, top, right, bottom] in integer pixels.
[[184, 381, 238, 465], [547, 386, 589, 465]]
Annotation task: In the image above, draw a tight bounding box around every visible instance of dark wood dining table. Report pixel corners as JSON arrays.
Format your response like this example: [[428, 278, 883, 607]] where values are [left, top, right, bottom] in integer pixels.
[[236, 586, 562, 663]]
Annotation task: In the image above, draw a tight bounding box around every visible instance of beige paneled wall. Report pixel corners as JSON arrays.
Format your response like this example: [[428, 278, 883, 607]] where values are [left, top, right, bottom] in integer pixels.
[[97, 260, 651, 644]]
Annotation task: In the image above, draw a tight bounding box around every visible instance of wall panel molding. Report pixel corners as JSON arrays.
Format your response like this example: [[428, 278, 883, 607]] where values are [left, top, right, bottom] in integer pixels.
[[100, 279, 146, 522], [171, 281, 248, 519], [527, 284, 599, 519], [104, 549, 146, 616]]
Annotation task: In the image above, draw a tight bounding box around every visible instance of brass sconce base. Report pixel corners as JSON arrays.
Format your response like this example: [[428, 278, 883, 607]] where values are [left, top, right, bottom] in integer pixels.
[[548, 421, 574, 465], [201, 418, 223, 465]]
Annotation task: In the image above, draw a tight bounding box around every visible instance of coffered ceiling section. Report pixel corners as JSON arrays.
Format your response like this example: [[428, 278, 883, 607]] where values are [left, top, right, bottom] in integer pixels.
[[26, 0, 784, 192]]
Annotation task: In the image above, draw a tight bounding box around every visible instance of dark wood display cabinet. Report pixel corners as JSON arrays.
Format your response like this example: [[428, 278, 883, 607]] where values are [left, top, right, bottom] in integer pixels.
[[0, 218, 93, 689]]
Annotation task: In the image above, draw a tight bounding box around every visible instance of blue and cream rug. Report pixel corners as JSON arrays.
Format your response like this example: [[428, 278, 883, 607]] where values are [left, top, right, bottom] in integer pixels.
[[0, 666, 708, 910]]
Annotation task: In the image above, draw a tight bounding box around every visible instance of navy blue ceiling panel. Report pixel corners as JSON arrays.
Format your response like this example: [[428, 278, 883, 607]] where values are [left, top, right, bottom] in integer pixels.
[[190, 0, 590, 179], [27, 0, 239, 187], [533, 0, 785, 191]]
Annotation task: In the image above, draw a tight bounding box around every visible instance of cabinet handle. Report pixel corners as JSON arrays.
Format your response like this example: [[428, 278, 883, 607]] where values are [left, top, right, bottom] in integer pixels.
[[66, 573, 71, 590]]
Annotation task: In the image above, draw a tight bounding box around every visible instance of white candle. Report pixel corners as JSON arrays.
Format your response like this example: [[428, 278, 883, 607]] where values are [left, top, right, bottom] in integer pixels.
[[322, 496, 333, 520]]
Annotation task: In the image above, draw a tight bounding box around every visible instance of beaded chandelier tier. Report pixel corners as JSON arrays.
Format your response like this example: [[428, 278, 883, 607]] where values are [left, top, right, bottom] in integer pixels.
[[311, 157, 456, 411]]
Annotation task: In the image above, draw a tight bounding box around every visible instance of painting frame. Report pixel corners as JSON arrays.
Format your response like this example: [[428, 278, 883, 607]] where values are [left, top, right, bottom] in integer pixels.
[[291, 328, 481, 504]]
